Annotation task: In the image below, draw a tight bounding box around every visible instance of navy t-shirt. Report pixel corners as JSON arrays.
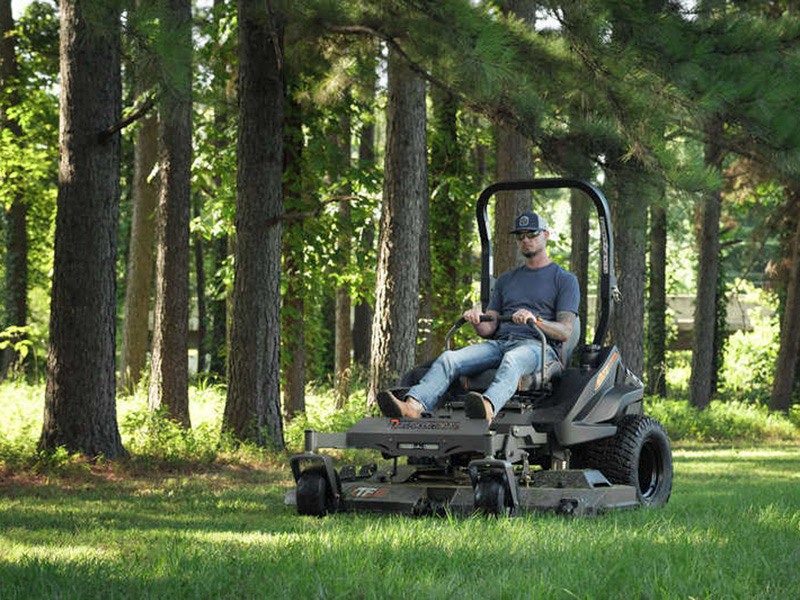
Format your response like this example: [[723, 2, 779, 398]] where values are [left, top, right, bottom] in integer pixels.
[[486, 262, 580, 344]]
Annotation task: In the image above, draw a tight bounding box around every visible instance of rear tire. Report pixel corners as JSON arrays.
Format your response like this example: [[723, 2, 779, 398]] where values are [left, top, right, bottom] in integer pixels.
[[573, 415, 673, 507]]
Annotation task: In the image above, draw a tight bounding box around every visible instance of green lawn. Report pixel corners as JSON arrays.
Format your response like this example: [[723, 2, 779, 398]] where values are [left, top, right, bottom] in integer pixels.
[[2, 446, 799, 599]]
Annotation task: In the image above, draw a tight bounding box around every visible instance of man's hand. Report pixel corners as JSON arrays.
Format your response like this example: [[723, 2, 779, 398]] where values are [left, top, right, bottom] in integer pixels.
[[512, 309, 541, 326], [464, 308, 499, 338], [462, 307, 484, 324]]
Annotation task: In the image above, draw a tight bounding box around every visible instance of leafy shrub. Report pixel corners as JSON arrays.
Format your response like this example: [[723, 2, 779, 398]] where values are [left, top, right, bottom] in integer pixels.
[[718, 281, 780, 402], [283, 385, 372, 452], [120, 406, 219, 466], [647, 397, 799, 443]]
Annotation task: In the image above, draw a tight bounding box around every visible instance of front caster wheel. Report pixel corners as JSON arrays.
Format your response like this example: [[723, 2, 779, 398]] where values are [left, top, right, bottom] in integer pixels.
[[296, 466, 337, 516], [474, 474, 509, 516]]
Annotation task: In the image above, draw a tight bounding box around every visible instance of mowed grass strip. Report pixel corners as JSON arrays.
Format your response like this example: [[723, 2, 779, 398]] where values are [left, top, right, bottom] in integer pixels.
[[1, 446, 799, 599]]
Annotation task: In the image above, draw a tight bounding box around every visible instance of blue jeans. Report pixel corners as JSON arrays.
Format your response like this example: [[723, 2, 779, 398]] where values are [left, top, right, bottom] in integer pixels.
[[406, 339, 558, 413]]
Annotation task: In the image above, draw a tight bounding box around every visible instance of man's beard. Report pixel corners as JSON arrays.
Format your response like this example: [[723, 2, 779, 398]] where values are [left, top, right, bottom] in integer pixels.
[[522, 249, 539, 258]]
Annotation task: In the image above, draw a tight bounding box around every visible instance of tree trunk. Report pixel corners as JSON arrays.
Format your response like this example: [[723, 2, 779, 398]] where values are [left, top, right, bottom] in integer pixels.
[[646, 198, 668, 397], [607, 158, 648, 378], [569, 188, 590, 346], [334, 109, 353, 407], [207, 2, 233, 380], [492, 0, 534, 277], [427, 86, 464, 358], [0, 0, 28, 378], [352, 75, 376, 370], [193, 195, 207, 374], [118, 47, 159, 393], [281, 97, 305, 419], [208, 235, 228, 378], [39, 0, 125, 458], [367, 50, 427, 404], [224, 0, 284, 447], [148, 0, 192, 427], [690, 116, 725, 410], [770, 184, 800, 412]]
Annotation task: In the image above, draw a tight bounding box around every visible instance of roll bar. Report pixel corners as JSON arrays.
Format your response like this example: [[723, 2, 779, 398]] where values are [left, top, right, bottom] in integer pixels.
[[475, 178, 617, 348]]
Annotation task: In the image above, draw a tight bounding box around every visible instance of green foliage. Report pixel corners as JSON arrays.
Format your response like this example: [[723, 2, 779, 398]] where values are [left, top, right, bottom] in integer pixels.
[[120, 407, 219, 466], [719, 280, 780, 402], [647, 396, 799, 443], [283, 384, 372, 451]]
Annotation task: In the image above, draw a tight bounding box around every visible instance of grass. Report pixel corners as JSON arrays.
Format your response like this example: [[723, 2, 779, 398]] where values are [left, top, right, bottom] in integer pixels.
[[2, 447, 800, 598], [2, 381, 800, 597]]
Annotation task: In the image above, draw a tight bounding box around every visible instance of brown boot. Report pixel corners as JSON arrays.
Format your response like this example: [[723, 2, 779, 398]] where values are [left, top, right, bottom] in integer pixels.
[[464, 392, 494, 422], [377, 391, 424, 419]]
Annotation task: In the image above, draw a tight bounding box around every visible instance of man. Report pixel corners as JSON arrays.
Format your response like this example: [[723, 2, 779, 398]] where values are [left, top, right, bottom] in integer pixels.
[[377, 211, 580, 422]]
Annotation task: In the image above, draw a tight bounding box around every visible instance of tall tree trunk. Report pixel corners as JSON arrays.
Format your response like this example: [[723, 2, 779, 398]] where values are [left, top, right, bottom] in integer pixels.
[[493, 0, 534, 277], [281, 97, 305, 420], [207, 1, 233, 379], [0, 0, 28, 378], [352, 76, 376, 370], [570, 188, 590, 346], [148, 0, 192, 427], [367, 50, 427, 404], [647, 198, 668, 397], [334, 109, 353, 407], [770, 184, 800, 412], [193, 195, 207, 374], [607, 158, 648, 378], [224, 0, 284, 447], [208, 235, 228, 377], [119, 27, 159, 392], [690, 116, 725, 410], [39, 0, 125, 458], [427, 87, 464, 359]]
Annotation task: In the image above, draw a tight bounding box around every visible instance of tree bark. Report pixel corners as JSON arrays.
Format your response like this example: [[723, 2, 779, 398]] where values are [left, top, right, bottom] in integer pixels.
[[492, 0, 534, 277], [148, 0, 192, 427], [690, 116, 725, 410], [352, 73, 376, 370], [39, 0, 125, 458], [334, 109, 353, 406], [119, 24, 159, 392], [281, 97, 305, 419], [0, 0, 28, 378], [368, 49, 427, 404], [427, 86, 464, 359], [770, 184, 800, 412], [569, 188, 590, 346], [192, 195, 207, 374], [646, 198, 668, 397], [224, 0, 284, 447], [607, 158, 648, 378]]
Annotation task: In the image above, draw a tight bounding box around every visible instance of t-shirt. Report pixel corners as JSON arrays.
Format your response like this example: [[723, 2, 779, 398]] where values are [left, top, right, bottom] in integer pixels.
[[486, 262, 580, 345]]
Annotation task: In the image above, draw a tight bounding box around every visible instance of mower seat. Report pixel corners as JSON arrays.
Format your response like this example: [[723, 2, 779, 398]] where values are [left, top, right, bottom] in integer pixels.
[[459, 316, 581, 394]]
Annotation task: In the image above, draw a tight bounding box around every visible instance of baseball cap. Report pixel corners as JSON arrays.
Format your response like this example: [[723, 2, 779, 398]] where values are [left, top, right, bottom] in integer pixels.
[[510, 211, 549, 233]]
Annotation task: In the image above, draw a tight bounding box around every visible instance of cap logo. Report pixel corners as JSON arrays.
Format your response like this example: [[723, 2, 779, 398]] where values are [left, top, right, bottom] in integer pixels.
[[518, 215, 530, 227]]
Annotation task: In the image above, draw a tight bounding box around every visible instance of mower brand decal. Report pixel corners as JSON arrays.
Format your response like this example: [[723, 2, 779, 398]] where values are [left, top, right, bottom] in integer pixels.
[[350, 486, 389, 499], [594, 351, 617, 390], [389, 419, 460, 431]]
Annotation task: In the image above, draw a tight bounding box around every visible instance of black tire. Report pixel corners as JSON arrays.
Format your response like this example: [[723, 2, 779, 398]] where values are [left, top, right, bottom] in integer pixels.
[[296, 466, 334, 516], [474, 474, 508, 516], [574, 415, 673, 508]]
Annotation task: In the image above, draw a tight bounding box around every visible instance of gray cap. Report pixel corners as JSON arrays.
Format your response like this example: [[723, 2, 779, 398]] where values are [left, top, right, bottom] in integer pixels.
[[511, 211, 548, 233]]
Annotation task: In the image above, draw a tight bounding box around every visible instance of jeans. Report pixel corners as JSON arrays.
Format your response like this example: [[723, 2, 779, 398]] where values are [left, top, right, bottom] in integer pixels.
[[406, 339, 558, 413]]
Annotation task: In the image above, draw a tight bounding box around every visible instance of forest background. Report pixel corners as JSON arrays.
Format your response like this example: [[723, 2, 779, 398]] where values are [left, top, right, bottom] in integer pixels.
[[2, 0, 800, 460]]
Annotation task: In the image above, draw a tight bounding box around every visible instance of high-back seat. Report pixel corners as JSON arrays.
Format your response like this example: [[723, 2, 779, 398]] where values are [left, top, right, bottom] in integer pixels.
[[459, 317, 581, 394]]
